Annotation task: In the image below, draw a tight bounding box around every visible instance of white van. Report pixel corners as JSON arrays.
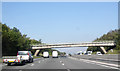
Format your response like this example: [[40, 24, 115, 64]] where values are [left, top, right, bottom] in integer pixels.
[[52, 51, 58, 58], [43, 52, 49, 58]]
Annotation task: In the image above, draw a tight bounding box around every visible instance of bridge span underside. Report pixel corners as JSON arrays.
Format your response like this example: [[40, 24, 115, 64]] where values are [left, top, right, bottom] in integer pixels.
[[32, 42, 116, 56]]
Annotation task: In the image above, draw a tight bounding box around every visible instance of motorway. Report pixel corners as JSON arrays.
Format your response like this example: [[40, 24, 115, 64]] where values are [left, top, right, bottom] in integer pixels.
[[1, 55, 119, 71], [72, 54, 119, 64]]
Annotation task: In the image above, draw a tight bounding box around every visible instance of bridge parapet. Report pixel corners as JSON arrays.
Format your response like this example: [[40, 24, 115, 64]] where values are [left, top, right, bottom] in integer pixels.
[[31, 41, 116, 49]]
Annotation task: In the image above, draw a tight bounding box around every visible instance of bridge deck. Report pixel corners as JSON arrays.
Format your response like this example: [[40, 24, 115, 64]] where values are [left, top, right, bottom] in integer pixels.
[[31, 41, 115, 49]]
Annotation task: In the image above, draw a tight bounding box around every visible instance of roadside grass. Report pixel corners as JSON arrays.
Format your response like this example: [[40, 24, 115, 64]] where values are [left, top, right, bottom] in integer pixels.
[[92, 52, 97, 54], [107, 49, 120, 54], [0, 58, 2, 63], [33, 56, 41, 59], [91, 49, 120, 55]]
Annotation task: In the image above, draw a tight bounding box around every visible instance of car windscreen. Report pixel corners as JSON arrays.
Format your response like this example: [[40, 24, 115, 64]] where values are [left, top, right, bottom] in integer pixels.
[[18, 52, 28, 55]]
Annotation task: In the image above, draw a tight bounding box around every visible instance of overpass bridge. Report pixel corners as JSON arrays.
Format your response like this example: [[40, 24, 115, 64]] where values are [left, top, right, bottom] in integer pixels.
[[31, 41, 116, 56]]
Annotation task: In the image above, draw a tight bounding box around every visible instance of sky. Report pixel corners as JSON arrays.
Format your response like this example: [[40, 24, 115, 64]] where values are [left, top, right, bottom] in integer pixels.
[[2, 2, 118, 54]]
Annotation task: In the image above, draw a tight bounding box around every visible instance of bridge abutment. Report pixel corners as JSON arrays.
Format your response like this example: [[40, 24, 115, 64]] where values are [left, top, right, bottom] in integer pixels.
[[100, 46, 107, 54], [34, 49, 40, 56]]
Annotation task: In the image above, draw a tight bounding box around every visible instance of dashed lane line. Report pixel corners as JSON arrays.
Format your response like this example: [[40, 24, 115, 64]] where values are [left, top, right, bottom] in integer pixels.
[[60, 61, 62, 63], [62, 63, 64, 66], [3, 64, 7, 66], [59, 60, 70, 71], [31, 64, 34, 66]]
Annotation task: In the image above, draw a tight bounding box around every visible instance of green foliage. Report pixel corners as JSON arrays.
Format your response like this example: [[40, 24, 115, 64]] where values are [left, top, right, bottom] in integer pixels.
[[0, 58, 2, 63], [33, 56, 41, 59], [2, 23, 41, 56], [107, 49, 120, 54], [0, 23, 2, 57], [2, 23, 61, 56], [87, 29, 120, 54], [115, 29, 120, 50]]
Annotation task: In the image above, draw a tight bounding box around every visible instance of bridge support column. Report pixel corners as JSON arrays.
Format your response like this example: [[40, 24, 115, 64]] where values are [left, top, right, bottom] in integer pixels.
[[34, 50, 40, 56], [100, 47, 107, 54]]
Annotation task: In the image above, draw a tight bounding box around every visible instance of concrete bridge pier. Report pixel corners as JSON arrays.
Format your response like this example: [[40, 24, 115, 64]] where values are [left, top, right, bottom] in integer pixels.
[[100, 46, 107, 54], [34, 49, 40, 56]]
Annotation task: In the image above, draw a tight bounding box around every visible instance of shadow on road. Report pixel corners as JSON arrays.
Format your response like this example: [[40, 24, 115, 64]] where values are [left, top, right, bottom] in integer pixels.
[[7, 62, 33, 66]]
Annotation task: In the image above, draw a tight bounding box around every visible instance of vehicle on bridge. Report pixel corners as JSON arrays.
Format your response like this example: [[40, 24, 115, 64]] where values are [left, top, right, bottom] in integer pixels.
[[52, 51, 58, 58], [43, 51, 49, 58]]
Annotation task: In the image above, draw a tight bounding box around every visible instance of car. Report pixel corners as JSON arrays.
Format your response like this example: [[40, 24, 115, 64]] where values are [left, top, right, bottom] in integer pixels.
[[43, 51, 49, 58], [17, 51, 33, 63], [97, 52, 102, 55], [77, 51, 83, 55], [60, 54, 66, 57], [87, 51, 92, 55]]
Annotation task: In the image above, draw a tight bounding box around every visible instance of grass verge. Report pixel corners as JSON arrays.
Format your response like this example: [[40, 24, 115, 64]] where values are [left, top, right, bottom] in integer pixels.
[[0, 58, 2, 63], [33, 56, 41, 59], [107, 49, 120, 54]]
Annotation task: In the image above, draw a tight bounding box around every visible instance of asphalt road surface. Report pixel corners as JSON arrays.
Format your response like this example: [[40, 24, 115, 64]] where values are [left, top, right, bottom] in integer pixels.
[[72, 54, 119, 65], [1, 56, 119, 71]]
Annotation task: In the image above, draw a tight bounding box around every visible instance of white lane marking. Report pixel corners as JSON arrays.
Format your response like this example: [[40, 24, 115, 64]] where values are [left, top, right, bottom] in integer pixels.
[[60, 61, 62, 63], [96, 58, 119, 62], [31, 64, 34, 66], [80, 59, 118, 67], [69, 57, 119, 70], [59, 60, 64, 66], [84, 60, 119, 69], [70, 57, 118, 67], [28, 64, 31, 65], [67, 68, 71, 71], [2, 64, 7, 66], [39, 61, 40, 63], [2, 64, 6, 66], [62, 63, 64, 65], [96, 63, 119, 70], [4, 64, 7, 66]]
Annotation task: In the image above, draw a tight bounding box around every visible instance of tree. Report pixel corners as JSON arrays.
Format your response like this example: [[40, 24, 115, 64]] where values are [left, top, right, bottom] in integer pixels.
[[87, 29, 119, 53], [2, 23, 41, 56]]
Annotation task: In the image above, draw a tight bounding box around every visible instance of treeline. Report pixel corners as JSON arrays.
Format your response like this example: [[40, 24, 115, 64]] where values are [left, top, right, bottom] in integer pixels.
[[87, 29, 120, 53], [1, 23, 65, 56], [1, 23, 41, 56]]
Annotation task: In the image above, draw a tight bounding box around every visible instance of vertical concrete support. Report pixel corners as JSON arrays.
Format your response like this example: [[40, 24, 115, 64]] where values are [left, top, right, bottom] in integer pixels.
[[34, 50, 40, 56], [100, 47, 107, 54]]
